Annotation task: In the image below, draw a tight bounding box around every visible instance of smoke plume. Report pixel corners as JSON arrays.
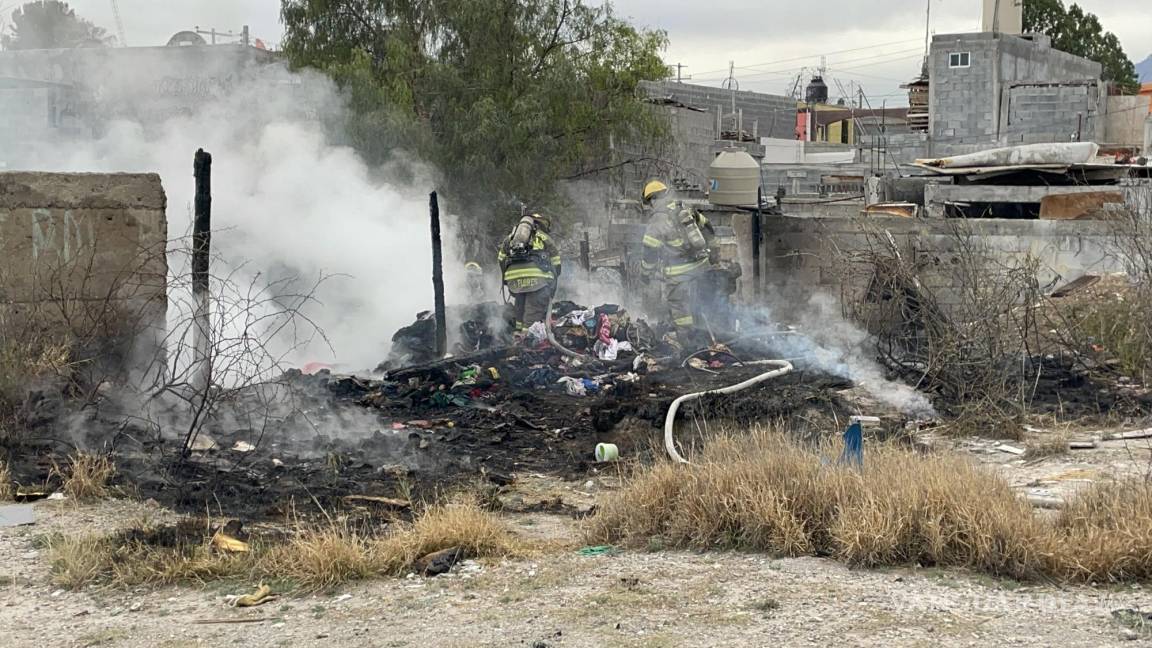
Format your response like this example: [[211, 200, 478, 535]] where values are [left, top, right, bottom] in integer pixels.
[[6, 56, 467, 372]]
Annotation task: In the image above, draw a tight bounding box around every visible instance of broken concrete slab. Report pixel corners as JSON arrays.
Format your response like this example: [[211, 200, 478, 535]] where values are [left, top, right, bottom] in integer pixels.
[[0, 504, 35, 527]]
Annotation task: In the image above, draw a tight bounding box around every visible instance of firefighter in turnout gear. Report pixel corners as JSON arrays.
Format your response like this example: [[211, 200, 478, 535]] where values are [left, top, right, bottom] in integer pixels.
[[640, 180, 716, 343], [497, 212, 561, 329]]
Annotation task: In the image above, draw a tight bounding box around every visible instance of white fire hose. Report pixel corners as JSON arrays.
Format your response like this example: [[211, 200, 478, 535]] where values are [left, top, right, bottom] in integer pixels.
[[664, 359, 794, 464]]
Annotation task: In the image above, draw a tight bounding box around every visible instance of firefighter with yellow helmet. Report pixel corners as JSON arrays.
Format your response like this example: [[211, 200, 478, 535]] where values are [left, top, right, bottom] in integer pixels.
[[463, 260, 487, 300], [497, 211, 561, 329], [640, 179, 716, 344]]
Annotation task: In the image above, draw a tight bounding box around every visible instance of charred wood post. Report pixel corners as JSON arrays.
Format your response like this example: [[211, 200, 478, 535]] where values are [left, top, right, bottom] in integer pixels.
[[580, 232, 591, 273], [429, 191, 447, 358], [192, 149, 213, 392]]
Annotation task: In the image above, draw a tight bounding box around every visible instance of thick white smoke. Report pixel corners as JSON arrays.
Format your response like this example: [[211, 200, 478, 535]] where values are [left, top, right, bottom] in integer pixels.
[[9, 63, 467, 371], [763, 292, 937, 418]]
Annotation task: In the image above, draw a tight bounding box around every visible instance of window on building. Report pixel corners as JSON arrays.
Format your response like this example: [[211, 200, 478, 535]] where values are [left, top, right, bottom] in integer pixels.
[[949, 52, 971, 68]]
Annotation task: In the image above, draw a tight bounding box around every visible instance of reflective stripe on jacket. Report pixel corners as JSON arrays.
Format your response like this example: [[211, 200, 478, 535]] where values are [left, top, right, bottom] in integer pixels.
[[498, 228, 560, 293], [641, 202, 712, 278]]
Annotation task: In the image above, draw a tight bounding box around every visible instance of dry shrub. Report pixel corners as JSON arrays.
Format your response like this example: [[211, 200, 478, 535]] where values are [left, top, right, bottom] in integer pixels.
[[588, 427, 1152, 583], [0, 460, 13, 501], [60, 453, 116, 500], [0, 336, 73, 444]]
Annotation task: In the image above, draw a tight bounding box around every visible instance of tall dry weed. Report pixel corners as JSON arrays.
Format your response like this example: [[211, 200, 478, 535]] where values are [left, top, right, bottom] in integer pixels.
[[588, 427, 1152, 583], [0, 460, 13, 501], [60, 453, 116, 500]]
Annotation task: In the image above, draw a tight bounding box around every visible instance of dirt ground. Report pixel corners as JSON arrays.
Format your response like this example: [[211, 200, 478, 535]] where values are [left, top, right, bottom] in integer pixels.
[[3, 497, 1151, 648]]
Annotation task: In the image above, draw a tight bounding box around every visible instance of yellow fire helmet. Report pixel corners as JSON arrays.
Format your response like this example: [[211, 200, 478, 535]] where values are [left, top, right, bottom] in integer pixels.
[[642, 180, 669, 203], [464, 261, 482, 273], [532, 212, 553, 232]]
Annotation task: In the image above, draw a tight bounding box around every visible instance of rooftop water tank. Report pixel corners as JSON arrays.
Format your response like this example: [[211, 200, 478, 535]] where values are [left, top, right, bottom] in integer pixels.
[[708, 148, 760, 207], [805, 75, 828, 105]]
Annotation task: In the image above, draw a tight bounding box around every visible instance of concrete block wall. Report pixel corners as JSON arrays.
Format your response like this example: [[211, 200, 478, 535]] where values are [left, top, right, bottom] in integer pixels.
[[0, 172, 168, 371], [930, 34, 999, 143], [922, 184, 1130, 218], [929, 32, 1103, 148], [640, 80, 796, 140], [757, 214, 1123, 312], [1104, 95, 1152, 148], [1004, 82, 1100, 143]]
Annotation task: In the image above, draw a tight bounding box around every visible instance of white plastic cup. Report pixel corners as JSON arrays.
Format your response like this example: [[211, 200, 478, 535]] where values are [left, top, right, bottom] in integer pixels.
[[595, 442, 619, 462]]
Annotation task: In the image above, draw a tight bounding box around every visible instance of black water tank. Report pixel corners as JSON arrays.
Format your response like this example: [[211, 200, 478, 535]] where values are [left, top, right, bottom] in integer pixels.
[[805, 76, 828, 104]]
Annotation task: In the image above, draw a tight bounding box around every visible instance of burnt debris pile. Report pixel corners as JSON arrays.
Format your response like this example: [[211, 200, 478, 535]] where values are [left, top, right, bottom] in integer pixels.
[[2, 301, 856, 518]]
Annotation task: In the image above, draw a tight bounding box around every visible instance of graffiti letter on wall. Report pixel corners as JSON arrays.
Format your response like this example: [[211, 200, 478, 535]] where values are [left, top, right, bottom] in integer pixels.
[[31, 209, 92, 262]]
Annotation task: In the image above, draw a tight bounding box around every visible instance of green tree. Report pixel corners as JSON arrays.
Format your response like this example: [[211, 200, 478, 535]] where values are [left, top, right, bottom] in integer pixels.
[[280, 0, 669, 217], [1, 1, 113, 50], [1024, 0, 1138, 92]]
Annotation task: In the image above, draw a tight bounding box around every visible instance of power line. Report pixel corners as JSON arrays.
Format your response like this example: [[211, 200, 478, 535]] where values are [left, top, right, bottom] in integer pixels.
[[690, 37, 924, 77], [692, 48, 925, 84]]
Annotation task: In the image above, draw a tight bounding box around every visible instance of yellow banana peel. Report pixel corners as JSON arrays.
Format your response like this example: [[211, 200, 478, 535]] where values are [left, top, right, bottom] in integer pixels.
[[232, 584, 275, 608], [211, 532, 250, 554]]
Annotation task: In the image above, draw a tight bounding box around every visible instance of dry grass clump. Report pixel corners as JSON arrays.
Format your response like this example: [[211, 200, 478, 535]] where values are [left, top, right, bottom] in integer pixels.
[[46, 535, 115, 589], [266, 500, 522, 590], [1052, 480, 1152, 582], [377, 500, 523, 574], [262, 524, 380, 591], [0, 460, 14, 501], [587, 427, 1152, 583], [1024, 432, 1071, 460], [60, 453, 116, 500], [48, 501, 521, 591], [0, 336, 73, 444], [46, 520, 250, 589]]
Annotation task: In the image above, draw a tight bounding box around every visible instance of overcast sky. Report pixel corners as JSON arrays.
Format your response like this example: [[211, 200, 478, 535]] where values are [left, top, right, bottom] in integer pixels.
[[10, 0, 1150, 104]]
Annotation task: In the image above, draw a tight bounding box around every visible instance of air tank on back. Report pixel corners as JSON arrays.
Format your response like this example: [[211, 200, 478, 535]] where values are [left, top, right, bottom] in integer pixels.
[[708, 147, 760, 207]]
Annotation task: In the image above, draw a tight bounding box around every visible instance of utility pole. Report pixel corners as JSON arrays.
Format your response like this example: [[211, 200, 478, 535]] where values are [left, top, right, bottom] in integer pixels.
[[675, 63, 689, 83]]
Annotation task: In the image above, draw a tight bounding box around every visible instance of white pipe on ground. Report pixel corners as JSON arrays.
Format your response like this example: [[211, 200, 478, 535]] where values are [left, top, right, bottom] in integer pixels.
[[664, 359, 793, 464]]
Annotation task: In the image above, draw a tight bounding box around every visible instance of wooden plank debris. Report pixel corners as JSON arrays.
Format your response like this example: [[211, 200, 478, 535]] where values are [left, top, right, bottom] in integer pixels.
[[1102, 428, 1152, 442], [1039, 191, 1124, 220]]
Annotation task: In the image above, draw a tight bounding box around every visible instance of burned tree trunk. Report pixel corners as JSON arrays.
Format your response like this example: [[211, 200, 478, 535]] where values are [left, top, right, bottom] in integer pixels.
[[430, 191, 447, 359], [192, 149, 213, 392]]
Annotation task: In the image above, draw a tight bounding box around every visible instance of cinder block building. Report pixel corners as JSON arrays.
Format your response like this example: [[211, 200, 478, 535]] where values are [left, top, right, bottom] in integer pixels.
[[929, 32, 1103, 147]]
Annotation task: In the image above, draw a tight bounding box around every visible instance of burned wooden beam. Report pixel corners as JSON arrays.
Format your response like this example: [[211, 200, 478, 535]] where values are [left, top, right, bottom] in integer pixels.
[[429, 191, 447, 359], [192, 149, 213, 392]]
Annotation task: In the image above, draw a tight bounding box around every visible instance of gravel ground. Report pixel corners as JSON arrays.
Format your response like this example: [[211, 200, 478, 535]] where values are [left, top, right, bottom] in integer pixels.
[[2, 501, 1151, 647]]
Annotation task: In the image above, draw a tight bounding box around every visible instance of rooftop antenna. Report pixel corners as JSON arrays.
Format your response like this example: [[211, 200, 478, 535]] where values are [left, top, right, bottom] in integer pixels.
[[721, 61, 740, 135], [110, 0, 127, 46], [787, 69, 804, 99], [921, 0, 931, 75]]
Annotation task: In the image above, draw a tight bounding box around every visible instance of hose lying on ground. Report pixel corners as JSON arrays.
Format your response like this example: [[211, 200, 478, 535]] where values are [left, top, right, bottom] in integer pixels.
[[664, 359, 794, 464], [544, 295, 591, 361]]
